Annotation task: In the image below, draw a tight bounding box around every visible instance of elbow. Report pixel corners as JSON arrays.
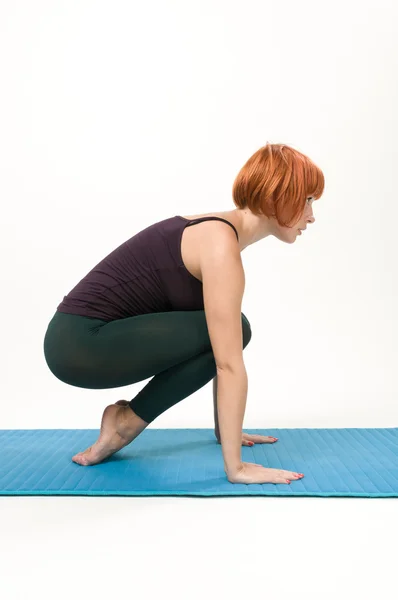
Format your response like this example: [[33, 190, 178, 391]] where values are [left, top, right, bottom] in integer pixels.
[[216, 361, 246, 375]]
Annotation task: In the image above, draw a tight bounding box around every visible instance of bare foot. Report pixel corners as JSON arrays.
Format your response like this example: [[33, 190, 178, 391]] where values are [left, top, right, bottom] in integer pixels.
[[72, 401, 148, 466]]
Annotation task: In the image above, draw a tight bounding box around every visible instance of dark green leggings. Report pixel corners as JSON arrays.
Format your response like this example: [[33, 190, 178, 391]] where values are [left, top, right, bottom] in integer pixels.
[[43, 310, 252, 424]]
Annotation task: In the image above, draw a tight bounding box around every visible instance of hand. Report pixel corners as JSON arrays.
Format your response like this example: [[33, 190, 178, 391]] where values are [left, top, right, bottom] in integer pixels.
[[215, 431, 278, 446], [227, 462, 304, 485]]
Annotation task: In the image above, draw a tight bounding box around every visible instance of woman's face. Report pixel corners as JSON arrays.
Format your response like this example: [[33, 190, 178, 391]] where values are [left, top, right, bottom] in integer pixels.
[[275, 197, 316, 244]]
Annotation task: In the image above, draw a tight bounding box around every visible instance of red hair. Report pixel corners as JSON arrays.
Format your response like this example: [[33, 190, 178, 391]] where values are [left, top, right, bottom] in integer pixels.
[[232, 143, 325, 228]]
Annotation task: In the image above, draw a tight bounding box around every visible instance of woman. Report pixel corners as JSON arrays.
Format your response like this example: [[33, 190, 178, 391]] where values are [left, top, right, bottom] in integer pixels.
[[43, 142, 324, 484]]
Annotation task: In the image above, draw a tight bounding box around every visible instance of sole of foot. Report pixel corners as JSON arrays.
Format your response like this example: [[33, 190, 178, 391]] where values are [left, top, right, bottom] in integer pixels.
[[71, 400, 147, 466]]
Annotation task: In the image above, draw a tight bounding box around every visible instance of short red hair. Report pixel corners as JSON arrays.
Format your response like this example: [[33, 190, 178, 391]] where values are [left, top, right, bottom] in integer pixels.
[[232, 143, 325, 228]]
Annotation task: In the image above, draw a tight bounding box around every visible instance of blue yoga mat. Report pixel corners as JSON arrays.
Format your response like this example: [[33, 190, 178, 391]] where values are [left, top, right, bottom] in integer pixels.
[[0, 427, 397, 497]]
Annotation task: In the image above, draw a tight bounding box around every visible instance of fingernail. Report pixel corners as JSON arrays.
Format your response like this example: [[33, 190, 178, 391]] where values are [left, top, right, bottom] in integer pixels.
[[248, 442, 254, 446]]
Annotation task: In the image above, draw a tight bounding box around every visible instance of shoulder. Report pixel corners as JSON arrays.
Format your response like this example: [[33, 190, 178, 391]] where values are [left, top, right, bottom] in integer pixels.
[[197, 220, 242, 270], [194, 218, 239, 245]]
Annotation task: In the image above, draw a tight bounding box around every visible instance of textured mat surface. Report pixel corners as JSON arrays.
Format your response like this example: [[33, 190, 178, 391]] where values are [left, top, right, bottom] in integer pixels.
[[0, 427, 397, 497]]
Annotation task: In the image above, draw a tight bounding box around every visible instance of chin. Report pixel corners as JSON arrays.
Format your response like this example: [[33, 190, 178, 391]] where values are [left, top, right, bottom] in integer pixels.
[[277, 226, 299, 243], [282, 234, 297, 244]]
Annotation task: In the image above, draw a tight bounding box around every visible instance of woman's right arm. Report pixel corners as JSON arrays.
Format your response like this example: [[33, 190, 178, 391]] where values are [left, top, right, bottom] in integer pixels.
[[198, 221, 247, 478]]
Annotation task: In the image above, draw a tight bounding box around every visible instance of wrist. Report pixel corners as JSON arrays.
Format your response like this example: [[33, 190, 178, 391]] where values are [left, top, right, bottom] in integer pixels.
[[224, 462, 243, 477]]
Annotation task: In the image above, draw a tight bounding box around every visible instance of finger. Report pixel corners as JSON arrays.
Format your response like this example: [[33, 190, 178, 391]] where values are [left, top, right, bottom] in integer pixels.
[[281, 470, 304, 479], [251, 435, 278, 444], [248, 435, 278, 444]]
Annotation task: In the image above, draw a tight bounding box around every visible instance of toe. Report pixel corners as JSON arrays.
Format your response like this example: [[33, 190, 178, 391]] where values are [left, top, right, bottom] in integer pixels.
[[72, 453, 86, 465], [72, 445, 94, 466]]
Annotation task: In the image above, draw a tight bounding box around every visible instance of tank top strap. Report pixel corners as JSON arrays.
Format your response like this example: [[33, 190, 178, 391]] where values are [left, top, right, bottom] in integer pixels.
[[185, 216, 239, 241]]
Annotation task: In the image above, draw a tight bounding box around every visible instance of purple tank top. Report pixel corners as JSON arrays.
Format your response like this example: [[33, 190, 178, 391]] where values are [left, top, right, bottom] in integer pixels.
[[56, 215, 239, 321]]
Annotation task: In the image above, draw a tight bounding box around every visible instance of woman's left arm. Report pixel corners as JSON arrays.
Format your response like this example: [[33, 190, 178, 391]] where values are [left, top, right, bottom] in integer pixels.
[[214, 375, 278, 446]]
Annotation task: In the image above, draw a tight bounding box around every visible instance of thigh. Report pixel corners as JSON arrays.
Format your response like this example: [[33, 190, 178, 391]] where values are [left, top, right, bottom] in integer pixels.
[[95, 310, 214, 380], [98, 309, 251, 362], [95, 310, 252, 382], [45, 309, 251, 389], [47, 310, 215, 389]]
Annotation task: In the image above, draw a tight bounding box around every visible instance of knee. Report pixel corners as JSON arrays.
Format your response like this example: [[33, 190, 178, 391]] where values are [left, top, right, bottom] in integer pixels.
[[241, 312, 252, 348]]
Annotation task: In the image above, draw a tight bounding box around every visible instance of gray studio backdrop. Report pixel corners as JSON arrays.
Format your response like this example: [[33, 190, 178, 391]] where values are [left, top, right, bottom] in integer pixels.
[[0, 0, 396, 430]]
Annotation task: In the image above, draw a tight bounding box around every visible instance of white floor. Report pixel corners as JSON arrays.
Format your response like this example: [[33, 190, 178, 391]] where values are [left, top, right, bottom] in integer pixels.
[[0, 495, 396, 599]]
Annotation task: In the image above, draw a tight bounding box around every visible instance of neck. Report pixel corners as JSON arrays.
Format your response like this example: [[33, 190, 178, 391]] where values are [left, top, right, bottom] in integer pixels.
[[228, 208, 275, 251]]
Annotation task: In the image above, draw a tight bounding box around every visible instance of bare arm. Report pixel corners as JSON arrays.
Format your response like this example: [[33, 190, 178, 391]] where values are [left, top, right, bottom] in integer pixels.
[[199, 222, 247, 477], [213, 376, 220, 440], [216, 364, 248, 474]]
